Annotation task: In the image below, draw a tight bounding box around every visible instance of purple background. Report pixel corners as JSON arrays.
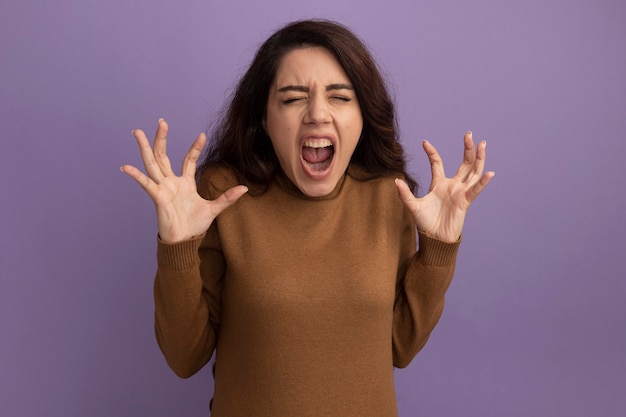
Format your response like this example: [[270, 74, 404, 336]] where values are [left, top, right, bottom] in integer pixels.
[[2, 0, 625, 416]]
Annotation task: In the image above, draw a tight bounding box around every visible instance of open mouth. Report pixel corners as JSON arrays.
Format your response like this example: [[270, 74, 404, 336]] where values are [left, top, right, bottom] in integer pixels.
[[301, 138, 334, 172]]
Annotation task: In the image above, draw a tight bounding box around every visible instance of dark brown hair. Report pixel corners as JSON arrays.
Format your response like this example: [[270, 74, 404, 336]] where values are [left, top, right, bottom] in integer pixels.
[[198, 19, 417, 193]]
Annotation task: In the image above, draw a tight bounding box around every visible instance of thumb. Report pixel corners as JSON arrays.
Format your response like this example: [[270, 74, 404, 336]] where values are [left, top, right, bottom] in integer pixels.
[[209, 185, 249, 218], [395, 178, 416, 207]]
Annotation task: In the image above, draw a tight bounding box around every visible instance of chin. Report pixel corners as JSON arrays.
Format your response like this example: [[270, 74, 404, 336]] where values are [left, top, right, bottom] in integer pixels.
[[297, 180, 338, 198]]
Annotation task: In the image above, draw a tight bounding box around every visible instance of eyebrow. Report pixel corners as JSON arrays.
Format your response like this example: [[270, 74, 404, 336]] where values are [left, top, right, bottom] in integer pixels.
[[277, 83, 354, 93]]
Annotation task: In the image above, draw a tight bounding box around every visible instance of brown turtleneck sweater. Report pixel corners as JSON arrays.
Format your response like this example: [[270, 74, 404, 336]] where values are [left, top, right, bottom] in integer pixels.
[[154, 166, 460, 417]]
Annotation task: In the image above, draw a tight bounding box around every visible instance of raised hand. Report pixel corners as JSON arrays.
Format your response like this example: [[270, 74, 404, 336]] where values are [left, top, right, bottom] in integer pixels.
[[395, 131, 494, 243], [121, 119, 248, 243]]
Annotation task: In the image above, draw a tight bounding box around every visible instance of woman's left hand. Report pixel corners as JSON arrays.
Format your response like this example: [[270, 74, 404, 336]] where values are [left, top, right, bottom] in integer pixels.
[[395, 131, 495, 243]]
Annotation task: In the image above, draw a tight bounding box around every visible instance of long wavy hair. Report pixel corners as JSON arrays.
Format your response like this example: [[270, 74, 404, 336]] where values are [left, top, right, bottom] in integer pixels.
[[198, 19, 417, 193]]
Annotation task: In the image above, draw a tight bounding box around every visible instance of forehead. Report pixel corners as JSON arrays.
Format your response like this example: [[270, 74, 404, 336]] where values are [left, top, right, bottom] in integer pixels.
[[273, 46, 351, 85]]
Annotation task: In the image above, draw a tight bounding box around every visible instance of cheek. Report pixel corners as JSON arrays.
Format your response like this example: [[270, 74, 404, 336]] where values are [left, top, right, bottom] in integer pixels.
[[266, 108, 294, 137], [268, 127, 298, 163], [345, 114, 364, 144], [268, 116, 299, 152], [343, 107, 363, 132]]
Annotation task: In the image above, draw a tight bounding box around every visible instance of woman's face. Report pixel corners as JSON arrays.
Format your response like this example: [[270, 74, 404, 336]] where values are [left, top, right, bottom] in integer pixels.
[[264, 46, 363, 197]]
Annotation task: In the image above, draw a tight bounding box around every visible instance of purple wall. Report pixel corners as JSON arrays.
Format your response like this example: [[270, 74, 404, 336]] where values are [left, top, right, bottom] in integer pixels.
[[2, 0, 624, 416]]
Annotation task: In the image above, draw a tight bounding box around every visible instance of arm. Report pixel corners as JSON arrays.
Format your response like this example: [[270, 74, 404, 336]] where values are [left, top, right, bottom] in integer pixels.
[[392, 228, 460, 368], [392, 131, 493, 366], [121, 119, 246, 376], [153, 225, 225, 378]]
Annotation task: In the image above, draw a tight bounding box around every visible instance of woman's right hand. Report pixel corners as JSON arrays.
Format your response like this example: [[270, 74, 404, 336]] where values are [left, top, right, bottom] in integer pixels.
[[121, 119, 248, 243]]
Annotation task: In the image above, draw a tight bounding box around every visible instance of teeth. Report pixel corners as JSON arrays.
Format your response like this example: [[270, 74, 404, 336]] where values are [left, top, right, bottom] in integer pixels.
[[303, 139, 332, 148]]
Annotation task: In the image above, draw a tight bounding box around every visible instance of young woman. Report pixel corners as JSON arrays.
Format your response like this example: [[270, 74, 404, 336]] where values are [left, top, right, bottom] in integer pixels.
[[122, 19, 493, 417]]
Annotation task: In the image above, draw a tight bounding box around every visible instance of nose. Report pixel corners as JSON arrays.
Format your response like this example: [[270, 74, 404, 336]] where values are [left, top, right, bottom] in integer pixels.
[[303, 96, 331, 125]]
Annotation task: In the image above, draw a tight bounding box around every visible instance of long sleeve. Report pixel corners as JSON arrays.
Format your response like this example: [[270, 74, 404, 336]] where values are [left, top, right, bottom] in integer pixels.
[[392, 225, 461, 368], [153, 221, 226, 378]]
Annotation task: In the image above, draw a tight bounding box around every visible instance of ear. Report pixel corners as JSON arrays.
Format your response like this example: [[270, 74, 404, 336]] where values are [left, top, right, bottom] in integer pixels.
[[262, 117, 268, 135]]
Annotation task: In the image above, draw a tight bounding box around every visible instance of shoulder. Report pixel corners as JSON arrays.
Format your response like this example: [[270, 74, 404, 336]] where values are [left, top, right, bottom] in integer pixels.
[[346, 164, 401, 198], [342, 166, 406, 218], [197, 164, 240, 200]]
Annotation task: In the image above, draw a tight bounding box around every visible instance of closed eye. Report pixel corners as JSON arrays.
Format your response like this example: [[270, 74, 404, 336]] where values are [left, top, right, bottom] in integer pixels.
[[282, 97, 305, 104]]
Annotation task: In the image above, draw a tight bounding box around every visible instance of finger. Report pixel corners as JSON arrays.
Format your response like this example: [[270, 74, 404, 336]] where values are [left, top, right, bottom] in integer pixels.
[[464, 140, 487, 186], [120, 164, 160, 199], [153, 118, 174, 176], [181, 132, 208, 178], [423, 140, 445, 187], [467, 170, 495, 203], [208, 185, 249, 218], [132, 129, 165, 183], [453, 131, 476, 180], [395, 178, 417, 207]]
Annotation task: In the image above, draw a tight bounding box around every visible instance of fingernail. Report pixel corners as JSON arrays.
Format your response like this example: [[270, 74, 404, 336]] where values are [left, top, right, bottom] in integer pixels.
[[467, 130, 472, 136], [120, 166, 125, 172], [158, 117, 164, 122]]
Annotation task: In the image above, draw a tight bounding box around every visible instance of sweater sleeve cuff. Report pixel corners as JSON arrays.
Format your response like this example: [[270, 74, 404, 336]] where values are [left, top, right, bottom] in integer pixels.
[[156, 234, 205, 271], [417, 230, 461, 266]]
